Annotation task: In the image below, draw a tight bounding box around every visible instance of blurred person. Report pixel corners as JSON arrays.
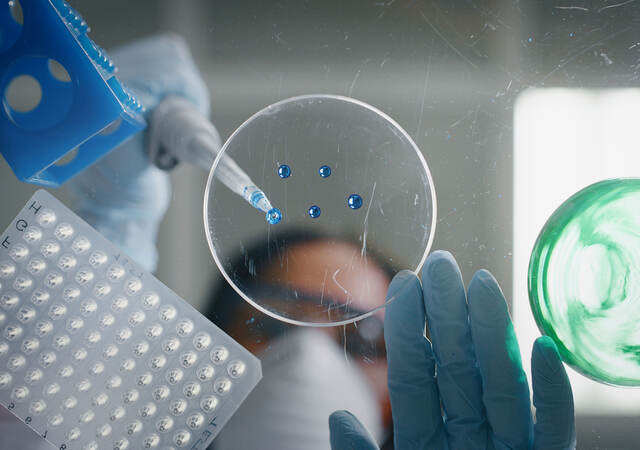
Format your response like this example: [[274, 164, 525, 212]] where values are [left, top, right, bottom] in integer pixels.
[[205, 232, 394, 449]]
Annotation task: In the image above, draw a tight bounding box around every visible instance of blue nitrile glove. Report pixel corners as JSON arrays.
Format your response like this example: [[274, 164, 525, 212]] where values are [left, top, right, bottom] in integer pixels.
[[329, 251, 576, 450], [65, 33, 210, 272]]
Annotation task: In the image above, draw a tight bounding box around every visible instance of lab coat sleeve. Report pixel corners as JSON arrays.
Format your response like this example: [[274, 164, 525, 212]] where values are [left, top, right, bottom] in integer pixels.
[[64, 34, 211, 273]]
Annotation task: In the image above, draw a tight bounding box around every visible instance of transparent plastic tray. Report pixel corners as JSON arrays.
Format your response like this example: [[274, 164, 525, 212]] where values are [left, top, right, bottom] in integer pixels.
[[0, 190, 261, 449]]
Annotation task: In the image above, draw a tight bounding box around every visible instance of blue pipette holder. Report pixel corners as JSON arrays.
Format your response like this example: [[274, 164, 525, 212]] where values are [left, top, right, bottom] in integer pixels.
[[0, 0, 145, 187]]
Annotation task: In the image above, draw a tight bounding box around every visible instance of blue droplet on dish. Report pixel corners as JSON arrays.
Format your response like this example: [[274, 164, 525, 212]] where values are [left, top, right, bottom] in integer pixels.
[[318, 165, 331, 178], [308, 205, 321, 218], [266, 208, 282, 224], [348, 194, 363, 210], [278, 165, 291, 179]]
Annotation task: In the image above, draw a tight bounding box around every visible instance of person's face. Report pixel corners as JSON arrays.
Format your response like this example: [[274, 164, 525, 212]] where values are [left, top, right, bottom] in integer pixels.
[[225, 240, 393, 428]]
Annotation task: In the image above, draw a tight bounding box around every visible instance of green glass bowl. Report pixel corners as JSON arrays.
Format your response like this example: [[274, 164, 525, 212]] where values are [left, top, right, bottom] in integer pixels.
[[529, 178, 640, 386]]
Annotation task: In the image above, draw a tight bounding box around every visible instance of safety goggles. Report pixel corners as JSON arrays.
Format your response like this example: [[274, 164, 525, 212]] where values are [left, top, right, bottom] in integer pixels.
[[247, 283, 386, 360]]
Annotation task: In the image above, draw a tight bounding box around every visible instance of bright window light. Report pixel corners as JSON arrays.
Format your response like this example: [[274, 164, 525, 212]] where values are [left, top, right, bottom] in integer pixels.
[[513, 88, 640, 414]]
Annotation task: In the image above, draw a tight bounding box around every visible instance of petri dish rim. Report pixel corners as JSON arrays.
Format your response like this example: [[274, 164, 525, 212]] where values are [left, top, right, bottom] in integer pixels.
[[203, 93, 437, 327]]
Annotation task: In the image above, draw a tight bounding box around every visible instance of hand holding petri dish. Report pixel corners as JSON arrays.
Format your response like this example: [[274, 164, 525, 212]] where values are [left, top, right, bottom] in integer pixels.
[[204, 95, 436, 326], [529, 178, 640, 386]]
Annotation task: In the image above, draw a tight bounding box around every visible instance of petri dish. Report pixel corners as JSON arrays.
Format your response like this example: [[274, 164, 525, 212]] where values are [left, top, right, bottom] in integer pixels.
[[529, 178, 640, 386], [204, 94, 436, 326]]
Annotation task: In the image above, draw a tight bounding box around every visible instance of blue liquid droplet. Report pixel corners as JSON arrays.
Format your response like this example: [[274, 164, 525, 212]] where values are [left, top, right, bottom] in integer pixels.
[[318, 165, 331, 178], [278, 165, 291, 179], [348, 194, 363, 210], [266, 208, 282, 224], [308, 205, 321, 218]]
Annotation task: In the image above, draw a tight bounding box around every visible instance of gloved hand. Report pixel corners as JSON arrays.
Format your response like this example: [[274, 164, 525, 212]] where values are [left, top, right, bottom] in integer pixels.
[[65, 33, 210, 272], [329, 250, 576, 450]]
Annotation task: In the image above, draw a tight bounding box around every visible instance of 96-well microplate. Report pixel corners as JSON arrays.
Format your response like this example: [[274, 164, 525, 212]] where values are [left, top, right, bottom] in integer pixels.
[[0, 190, 261, 449]]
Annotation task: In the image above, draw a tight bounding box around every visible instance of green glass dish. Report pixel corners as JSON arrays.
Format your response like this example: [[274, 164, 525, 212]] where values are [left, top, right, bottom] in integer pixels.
[[529, 178, 640, 386]]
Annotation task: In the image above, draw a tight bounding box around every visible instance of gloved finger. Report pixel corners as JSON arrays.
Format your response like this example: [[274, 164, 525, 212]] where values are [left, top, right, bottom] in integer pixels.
[[532, 336, 576, 450], [329, 410, 379, 450], [384, 270, 447, 449], [422, 251, 487, 449], [467, 270, 532, 450]]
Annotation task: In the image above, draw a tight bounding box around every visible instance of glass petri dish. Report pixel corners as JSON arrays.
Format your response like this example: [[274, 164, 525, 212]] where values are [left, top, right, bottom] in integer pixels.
[[529, 178, 640, 386], [204, 94, 436, 326]]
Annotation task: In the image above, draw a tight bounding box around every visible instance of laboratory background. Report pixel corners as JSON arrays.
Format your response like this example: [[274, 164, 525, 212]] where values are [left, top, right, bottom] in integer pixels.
[[1, 0, 640, 448]]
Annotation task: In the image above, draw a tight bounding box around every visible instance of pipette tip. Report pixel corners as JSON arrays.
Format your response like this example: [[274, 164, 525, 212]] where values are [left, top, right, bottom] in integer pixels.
[[243, 185, 279, 223]]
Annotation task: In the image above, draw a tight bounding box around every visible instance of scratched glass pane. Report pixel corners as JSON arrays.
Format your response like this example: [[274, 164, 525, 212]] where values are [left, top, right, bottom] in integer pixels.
[[205, 95, 436, 326], [0, 1, 639, 447]]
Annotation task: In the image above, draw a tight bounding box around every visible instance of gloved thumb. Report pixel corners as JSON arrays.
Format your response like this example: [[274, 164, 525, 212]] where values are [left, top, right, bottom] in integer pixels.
[[531, 336, 576, 450], [329, 410, 379, 450]]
